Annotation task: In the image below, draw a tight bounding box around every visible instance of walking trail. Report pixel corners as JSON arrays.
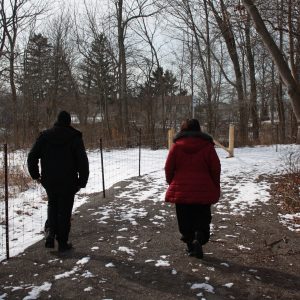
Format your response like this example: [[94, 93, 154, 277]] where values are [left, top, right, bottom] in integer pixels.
[[0, 169, 299, 300]]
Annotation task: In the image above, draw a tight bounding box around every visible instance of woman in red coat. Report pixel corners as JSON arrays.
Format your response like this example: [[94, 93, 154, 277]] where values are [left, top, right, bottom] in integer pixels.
[[165, 119, 221, 258]]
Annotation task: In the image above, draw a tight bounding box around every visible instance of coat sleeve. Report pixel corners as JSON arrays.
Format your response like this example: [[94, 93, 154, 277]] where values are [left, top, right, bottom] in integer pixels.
[[208, 145, 221, 187], [27, 135, 43, 180], [164, 144, 177, 184], [74, 137, 89, 188]]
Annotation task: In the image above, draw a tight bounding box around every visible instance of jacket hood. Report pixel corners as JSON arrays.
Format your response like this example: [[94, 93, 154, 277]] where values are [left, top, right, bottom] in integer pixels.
[[173, 131, 214, 154], [41, 123, 82, 145]]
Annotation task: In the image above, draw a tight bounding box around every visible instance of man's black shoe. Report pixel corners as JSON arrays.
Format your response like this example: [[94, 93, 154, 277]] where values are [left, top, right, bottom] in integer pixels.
[[45, 238, 55, 248], [186, 241, 193, 254], [58, 243, 73, 252]]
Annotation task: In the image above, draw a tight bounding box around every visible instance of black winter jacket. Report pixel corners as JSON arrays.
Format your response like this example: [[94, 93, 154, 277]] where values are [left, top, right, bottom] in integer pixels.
[[27, 123, 89, 193]]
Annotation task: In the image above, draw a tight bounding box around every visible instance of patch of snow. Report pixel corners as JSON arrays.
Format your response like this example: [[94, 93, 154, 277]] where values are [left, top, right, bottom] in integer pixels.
[[23, 282, 52, 299], [278, 213, 300, 232], [220, 263, 230, 267], [76, 257, 90, 265], [105, 263, 115, 268], [191, 283, 215, 293], [155, 260, 170, 267], [82, 270, 95, 278], [54, 267, 79, 280], [237, 245, 251, 250], [118, 247, 135, 256]]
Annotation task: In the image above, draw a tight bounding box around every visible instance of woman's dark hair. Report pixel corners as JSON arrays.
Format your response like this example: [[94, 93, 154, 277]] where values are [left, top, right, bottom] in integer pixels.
[[180, 118, 201, 132], [180, 119, 189, 132]]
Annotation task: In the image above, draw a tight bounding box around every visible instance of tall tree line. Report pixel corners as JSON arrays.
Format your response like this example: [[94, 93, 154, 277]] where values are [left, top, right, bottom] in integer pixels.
[[0, 0, 299, 147]]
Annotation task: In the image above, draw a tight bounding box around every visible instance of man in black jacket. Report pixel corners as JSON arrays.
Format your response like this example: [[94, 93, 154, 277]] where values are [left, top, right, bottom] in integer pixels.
[[27, 111, 89, 252]]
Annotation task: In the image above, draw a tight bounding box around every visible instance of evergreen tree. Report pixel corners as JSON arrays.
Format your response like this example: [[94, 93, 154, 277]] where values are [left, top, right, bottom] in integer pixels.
[[140, 67, 178, 97], [22, 33, 53, 134], [79, 33, 117, 134]]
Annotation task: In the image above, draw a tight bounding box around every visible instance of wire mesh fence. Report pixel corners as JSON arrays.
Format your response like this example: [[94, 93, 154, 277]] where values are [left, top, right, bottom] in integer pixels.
[[0, 131, 170, 261], [0, 146, 47, 261]]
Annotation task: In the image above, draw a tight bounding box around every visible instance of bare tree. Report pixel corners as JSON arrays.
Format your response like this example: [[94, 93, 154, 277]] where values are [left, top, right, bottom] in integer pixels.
[[112, 0, 161, 139], [242, 0, 300, 143], [244, 14, 259, 142], [1, 0, 47, 146], [208, 0, 248, 145]]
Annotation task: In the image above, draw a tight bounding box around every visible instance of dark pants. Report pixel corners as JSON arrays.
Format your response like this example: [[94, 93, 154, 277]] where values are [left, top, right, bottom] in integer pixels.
[[175, 203, 212, 245], [46, 190, 75, 245]]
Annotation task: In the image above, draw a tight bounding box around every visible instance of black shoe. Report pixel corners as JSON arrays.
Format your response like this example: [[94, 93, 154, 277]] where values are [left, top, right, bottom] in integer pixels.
[[189, 240, 203, 259], [186, 241, 194, 254], [45, 238, 55, 248], [58, 242, 73, 252]]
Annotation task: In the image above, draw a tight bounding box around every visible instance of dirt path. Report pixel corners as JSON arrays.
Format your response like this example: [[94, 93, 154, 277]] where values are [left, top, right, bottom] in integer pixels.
[[0, 171, 299, 300]]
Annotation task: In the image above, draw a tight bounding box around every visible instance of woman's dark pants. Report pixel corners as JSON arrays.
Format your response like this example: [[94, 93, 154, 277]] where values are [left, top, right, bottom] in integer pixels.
[[175, 203, 212, 246]]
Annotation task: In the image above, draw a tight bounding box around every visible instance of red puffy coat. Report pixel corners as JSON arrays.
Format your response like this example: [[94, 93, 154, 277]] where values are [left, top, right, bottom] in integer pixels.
[[165, 132, 221, 205]]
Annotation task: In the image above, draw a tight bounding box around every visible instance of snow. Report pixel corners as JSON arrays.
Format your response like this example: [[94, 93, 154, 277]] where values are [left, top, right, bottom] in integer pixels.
[[237, 245, 251, 250], [23, 282, 52, 299], [54, 267, 80, 280], [81, 271, 95, 278], [118, 246, 135, 256], [190, 283, 215, 293], [155, 260, 170, 267], [76, 257, 90, 265], [220, 263, 230, 267], [1, 144, 300, 262], [105, 262, 115, 268]]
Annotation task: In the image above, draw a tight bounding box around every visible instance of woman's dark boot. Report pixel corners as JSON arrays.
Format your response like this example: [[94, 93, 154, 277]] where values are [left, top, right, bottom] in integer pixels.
[[191, 239, 203, 259], [188, 232, 204, 258]]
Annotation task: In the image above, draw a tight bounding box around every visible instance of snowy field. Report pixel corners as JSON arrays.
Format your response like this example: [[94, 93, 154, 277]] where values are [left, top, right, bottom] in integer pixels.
[[0, 144, 299, 261]]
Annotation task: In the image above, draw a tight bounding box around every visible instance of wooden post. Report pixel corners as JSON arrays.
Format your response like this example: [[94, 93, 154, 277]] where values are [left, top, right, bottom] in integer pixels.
[[168, 128, 175, 149], [213, 124, 235, 158], [228, 124, 235, 157]]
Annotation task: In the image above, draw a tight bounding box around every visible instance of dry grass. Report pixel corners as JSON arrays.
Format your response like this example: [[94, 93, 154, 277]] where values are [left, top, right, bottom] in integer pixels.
[[271, 173, 300, 213], [0, 165, 32, 199], [270, 149, 300, 225]]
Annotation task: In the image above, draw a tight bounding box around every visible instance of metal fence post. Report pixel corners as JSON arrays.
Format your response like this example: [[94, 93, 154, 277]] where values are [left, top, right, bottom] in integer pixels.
[[4, 144, 9, 259], [138, 129, 141, 177], [100, 139, 106, 198], [276, 124, 279, 152]]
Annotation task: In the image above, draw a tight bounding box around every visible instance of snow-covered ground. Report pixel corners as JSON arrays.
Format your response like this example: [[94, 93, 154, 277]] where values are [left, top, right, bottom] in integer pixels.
[[0, 144, 299, 261]]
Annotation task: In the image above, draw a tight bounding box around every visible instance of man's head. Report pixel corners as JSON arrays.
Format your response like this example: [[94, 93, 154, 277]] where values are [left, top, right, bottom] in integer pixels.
[[57, 111, 71, 126]]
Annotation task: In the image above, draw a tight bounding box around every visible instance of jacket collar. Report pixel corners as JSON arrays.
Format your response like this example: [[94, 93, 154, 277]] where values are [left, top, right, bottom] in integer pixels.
[[173, 131, 214, 143]]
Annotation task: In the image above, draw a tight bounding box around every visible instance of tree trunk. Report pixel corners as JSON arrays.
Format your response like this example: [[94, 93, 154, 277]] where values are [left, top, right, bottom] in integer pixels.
[[10, 52, 19, 147], [209, 0, 248, 145], [245, 15, 259, 142], [117, 0, 129, 140], [242, 0, 300, 143], [276, 82, 286, 142]]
